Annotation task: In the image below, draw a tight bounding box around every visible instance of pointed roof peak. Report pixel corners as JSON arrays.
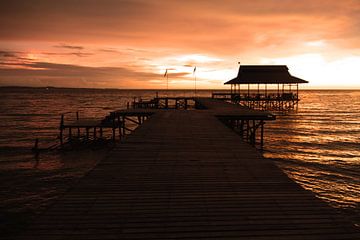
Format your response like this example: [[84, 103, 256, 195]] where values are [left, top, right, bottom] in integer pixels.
[[225, 65, 308, 84]]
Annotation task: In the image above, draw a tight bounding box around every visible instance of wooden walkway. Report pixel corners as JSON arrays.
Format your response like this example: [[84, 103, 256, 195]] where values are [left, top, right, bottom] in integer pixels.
[[15, 103, 359, 239], [196, 98, 275, 119]]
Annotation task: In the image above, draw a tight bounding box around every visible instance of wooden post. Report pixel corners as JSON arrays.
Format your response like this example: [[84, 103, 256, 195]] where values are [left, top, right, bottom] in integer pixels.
[[112, 127, 115, 142], [122, 116, 125, 136], [240, 120, 244, 137], [100, 127, 103, 138], [94, 127, 97, 139], [260, 120, 264, 147], [265, 84, 267, 98], [69, 127, 72, 140], [76, 112, 80, 137], [32, 138, 39, 152], [112, 117, 116, 142], [246, 120, 249, 140], [252, 120, 256, 145], [117, 116, 121, 140], [296, 83, 299, 100], [155, 98, 159, 108], [59, 114, 64, 145]]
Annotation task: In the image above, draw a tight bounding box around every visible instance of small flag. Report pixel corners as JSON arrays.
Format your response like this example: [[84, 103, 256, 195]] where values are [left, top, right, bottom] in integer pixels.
[[193, 66, 196, 74], [164, 69, 168, 77]]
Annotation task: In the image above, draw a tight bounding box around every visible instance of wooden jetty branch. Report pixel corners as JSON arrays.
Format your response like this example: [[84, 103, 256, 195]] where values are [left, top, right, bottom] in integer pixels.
[[196, 98, 275, 147], [59, 112, 121, 144], [59, 111, 153, 145], [16, 98, 359, 239]]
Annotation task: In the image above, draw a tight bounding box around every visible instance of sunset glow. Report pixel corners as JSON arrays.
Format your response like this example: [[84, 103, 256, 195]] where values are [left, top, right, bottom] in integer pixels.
[[0, 0, 359, 89]]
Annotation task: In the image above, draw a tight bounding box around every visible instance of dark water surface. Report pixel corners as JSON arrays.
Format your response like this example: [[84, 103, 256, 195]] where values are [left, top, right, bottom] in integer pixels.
[[264, 90, 360, 225], [0, 88, 359, 225]]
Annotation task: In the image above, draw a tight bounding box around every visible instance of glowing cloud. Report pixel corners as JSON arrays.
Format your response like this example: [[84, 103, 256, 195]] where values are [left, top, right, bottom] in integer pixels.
[[0, 0, 359, 89]]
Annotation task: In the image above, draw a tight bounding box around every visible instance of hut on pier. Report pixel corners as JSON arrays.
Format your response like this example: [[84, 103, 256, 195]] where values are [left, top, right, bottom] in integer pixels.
[[214, 65, 308, 111]]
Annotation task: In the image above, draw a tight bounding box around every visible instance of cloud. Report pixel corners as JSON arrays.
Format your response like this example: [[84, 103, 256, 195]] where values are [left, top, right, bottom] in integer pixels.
[[54, 44, 84, 50], [0, 61, 188, 88], [0, 0, 358, 55], [98, 48, 121, 53], [51, 44, 92, 57], [42, 52, 93, 57], [0, 50, 34, 63], [0, 50, 20, 58]]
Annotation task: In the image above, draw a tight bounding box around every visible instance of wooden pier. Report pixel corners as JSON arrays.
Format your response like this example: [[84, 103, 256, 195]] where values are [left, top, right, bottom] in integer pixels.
[[15, 98, 359, 239], [59, 112, 120, 144], [59, 110, 153, 145]]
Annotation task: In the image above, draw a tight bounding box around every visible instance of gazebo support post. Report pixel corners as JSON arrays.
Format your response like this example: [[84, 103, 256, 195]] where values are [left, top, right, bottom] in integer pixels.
[[296, 83, 299, 100]]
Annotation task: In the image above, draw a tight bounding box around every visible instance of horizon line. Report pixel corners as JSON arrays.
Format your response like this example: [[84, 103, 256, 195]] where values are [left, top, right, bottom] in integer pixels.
[[2, 85, 360, 91]]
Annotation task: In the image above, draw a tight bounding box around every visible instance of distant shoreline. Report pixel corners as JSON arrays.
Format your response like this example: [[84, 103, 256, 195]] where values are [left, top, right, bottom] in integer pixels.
[[1, 86, 360, 91]]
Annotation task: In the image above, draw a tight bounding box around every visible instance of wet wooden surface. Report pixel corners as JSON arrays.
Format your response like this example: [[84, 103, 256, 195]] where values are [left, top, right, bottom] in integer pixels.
[[15, 105, 359, 239]]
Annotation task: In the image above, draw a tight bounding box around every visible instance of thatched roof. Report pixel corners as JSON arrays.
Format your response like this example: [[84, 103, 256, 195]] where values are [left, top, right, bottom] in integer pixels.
[[224, 65, 308, 85]]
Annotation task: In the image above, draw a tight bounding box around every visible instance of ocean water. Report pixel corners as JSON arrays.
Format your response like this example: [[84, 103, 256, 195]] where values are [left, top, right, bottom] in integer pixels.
[[0, 87, 359, 224], [264, 90, 360, 223]]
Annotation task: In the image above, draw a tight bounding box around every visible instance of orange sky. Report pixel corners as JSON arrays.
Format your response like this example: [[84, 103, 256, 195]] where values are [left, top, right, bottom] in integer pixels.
[[0, 0, 359, 89]]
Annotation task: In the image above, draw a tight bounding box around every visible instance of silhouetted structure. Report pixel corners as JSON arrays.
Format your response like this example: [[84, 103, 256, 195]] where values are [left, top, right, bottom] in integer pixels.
[[213, 65, 308, 111], [59, 111, 150, 146]]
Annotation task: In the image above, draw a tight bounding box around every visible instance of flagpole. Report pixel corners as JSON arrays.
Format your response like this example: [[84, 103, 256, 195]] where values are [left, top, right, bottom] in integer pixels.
[[194, 71, 197, 98], [164, 69, 168, 97], [194, 66, 197, 98]]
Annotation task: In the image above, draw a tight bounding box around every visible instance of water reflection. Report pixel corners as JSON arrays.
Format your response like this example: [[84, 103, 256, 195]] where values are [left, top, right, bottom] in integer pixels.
[[264, 91, 360, 224]]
